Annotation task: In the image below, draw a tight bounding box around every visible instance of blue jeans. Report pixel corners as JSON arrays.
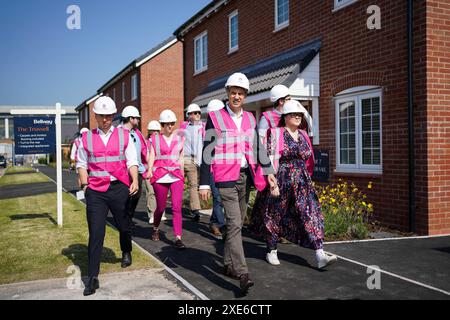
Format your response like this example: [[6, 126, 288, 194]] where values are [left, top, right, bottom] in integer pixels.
[[209, 173, 225, 228]]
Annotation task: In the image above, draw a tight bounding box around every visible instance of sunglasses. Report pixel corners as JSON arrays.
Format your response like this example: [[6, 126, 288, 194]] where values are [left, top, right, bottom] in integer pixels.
[[189, 112, 201, 115], [287, 113, 304, 119], [162, 122, 176, 127]]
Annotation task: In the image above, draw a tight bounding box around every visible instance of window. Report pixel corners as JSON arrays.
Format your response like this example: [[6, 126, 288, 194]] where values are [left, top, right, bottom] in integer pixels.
[[122, 82, 126, 102], [334, 0, 358, 11], [0, 119, 5, 139], [275, 0, 289, 30], [84, 108, 88, 125], [229, 11, 239, 53], [194, 31, 208, 74], [131, 74, 138, 101], [335, 89, 382, 174]]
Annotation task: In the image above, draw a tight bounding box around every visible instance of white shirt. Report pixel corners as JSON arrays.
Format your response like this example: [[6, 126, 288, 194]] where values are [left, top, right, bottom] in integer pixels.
[[225, 104, 248, 169], [76, 126, 138, 181]]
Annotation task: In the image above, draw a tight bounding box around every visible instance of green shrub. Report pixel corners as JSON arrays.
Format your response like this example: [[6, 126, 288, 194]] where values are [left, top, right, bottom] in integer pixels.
[[316, 179, 373, 240]]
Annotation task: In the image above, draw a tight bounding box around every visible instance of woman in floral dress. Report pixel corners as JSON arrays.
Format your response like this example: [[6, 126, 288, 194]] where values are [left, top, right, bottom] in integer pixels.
[[250, 100, 337, 268]]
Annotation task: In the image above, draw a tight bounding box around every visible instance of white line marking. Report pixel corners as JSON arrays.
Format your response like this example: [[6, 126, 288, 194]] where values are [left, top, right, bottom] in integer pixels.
[[326, 251, 450, 296], [45, 170, 209, 301], [325, 234, 450, 245]]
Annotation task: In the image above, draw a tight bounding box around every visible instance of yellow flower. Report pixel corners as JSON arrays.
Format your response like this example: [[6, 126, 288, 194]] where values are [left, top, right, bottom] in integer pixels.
[[368, 181, 373, 189], [368, 203, 373, 209], [331, 198, 336, 203]]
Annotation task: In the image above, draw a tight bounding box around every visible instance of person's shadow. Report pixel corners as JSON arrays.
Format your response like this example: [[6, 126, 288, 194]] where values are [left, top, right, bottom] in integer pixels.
[[61, 244, 121, 279]]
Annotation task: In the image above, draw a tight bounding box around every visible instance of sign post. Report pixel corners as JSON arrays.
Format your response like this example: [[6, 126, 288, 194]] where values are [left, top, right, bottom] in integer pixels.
[[11, 104, 66, 227]]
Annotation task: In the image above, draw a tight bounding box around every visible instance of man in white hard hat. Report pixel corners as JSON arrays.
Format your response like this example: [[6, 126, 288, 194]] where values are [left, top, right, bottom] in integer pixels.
[[120, 106, 149, 221], [258, 85, 291, 139], [179, 103, 205, 222], [199, 72, 276, 294], [76, 96, 139, 296]]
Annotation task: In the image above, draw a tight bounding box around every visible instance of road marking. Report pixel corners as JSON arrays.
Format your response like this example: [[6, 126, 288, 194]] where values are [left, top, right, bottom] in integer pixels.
[[325, 234, 450, 245], [326, 251, 450, 296]]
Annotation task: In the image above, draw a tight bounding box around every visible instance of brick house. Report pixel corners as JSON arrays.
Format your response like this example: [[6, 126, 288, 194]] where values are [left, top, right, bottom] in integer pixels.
[[174, 0, 450, 235], [76, 36, 184, 137]]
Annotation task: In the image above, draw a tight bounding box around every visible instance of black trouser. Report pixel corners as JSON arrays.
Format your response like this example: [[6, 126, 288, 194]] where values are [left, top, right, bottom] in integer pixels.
[[85, 181, 132, 277], [128, 174, 143, 218]]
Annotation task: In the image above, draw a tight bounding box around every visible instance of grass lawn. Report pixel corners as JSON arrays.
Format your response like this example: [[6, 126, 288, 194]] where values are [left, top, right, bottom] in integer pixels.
[[0, 171, 50, 186], [0, 191, 161, 285], [4, 166, 37, 174]]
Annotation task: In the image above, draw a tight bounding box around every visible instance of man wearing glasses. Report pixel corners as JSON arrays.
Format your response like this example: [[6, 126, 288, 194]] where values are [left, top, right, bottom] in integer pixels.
[[180, 104, 205, 222], [120, 106, 149, 221]]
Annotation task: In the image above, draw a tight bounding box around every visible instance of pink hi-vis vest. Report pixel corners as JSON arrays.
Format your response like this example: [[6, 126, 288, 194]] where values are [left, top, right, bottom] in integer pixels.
[[261, 110, 282, 128], [82, 128, 131, 192], [268, 127, 315, 176], [132, 128, 149, 179], [209, 108, 265, 191], [72, 138, 81, 162], [150, 131, 185, 184], [179, 121, 206, 139]]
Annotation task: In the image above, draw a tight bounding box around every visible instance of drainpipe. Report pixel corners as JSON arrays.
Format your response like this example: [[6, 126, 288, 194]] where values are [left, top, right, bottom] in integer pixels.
[[407, 0, 416, 233]]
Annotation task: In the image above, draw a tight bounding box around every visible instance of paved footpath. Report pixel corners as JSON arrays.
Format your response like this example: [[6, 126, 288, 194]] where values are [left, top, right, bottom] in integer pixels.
[[39, 166, 450, 300]]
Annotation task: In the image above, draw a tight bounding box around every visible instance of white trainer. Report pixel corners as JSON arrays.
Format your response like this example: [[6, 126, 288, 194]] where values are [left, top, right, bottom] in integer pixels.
[[266, 250, 281, 265], [161, 215, 167, 221], [149, 217, 154, 224], [317, 252, 338, 269]]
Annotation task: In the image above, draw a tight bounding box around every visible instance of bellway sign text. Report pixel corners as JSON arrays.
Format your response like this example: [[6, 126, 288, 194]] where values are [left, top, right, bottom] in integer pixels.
[[14, 116, 56, 155]]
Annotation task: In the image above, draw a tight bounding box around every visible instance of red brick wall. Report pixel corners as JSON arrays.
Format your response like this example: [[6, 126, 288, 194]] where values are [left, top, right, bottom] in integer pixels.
[[103, 71, 141, 127], [182, 0, 433, 233], [140, 41, 184, 138], [425, 0, 450, 235]]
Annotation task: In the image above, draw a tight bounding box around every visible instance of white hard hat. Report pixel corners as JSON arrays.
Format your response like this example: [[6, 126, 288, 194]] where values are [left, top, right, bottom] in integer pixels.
[[79, 127, 90, 134], [186, 103, 201, 114], [121, 105, 141, 118], [147, 120, 161, 131], [225, 72, 250, 91], [93, 96, 117, 115], [207, 99, 225, 112], [270, 85, 290, 103], [159, 109, 177, 123], [283, 100, 307, 115]]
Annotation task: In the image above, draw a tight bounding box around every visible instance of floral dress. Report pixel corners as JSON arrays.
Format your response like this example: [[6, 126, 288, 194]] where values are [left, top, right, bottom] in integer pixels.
[[250, 129, 324, 250]]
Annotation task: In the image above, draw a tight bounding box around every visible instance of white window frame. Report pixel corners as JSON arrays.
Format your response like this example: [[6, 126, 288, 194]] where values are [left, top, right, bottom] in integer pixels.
[[122, 82, 126, 102], [194, 31, 208, 75], [228, 10, 239, 54], [275, 0, 289, 31], [333, 0, 358, 12], [131, 74, 138, 101], [335, 88, 382, 174]]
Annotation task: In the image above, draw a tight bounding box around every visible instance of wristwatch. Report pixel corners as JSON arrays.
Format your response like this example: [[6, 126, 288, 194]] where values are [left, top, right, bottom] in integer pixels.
[[80, 183, 89, 190]]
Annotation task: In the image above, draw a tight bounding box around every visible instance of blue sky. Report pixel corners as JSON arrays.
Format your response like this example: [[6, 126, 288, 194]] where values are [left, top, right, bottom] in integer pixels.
[[0, 0, 211, 107]]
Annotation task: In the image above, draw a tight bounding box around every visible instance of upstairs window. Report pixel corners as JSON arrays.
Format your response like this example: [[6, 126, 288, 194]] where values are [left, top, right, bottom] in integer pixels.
[[122, 82, 126, 102], [131, 74, 138, 101], [194, 31, 208, 74], [334, 0, 358, 11], [275, 0, 289, 30], [229, 10, 239, 53]]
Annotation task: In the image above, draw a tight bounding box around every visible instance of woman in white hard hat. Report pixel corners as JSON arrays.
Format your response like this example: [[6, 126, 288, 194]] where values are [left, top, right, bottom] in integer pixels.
[[179, 103, 205, 223], [148, 110, 187, 249], [250, 100, 337, 269], [145, 120, 166, 224]]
